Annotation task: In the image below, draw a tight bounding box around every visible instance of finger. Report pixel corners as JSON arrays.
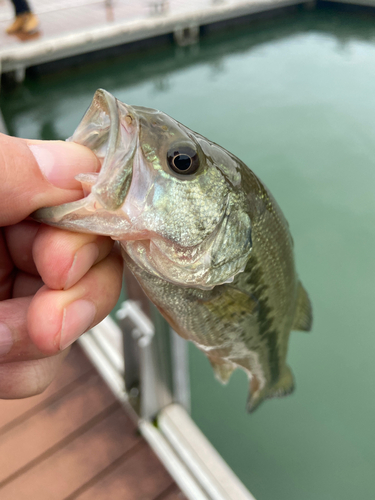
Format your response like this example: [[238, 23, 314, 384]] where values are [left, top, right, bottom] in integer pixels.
[[4, 221, 40, 276], [0, 350, 69, 399], [0, 250, 122, 363], [28, 249, 123, 355], [0, 230, 13, 301], [13, 272, 44, 298], [0, 296, 48, 362], [0, 134, 100, 226], [33, 225, 114, 290]]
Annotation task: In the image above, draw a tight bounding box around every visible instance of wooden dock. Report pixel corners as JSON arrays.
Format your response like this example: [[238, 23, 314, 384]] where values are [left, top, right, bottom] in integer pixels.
[[0, 0, 312, 75], [0, 344, 184, 500]]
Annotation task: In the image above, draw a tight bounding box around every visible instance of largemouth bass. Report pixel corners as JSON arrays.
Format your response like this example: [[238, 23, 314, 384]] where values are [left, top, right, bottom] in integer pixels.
[[34, 89, 312, 412]]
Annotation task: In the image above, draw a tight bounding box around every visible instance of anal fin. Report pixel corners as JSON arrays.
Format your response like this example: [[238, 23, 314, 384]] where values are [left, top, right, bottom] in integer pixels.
[[209, 358, 236, 385], [292, 281, 313, 332]]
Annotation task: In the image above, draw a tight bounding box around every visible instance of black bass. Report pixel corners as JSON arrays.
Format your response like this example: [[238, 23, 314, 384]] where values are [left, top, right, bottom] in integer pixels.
[[34, 89, 312, 412]]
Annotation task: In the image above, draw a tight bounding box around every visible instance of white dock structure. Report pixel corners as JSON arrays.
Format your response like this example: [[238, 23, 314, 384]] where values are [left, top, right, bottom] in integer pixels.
[[0, 0, 313, 77]]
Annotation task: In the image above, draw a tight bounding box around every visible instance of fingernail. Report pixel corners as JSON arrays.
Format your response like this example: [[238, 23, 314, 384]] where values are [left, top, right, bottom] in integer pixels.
[[28, 141, 100, 190], [60, 300, 96, 351], [0, 323, 13, 357], [64, 243, 99, 290]]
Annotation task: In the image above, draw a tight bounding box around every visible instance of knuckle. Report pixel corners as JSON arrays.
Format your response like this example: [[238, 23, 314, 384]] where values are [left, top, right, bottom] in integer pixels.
[[0, 354, 65, 399]]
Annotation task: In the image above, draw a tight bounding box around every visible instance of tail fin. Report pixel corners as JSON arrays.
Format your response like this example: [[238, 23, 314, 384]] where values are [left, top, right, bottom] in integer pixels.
[[246, 366, 295, 413]]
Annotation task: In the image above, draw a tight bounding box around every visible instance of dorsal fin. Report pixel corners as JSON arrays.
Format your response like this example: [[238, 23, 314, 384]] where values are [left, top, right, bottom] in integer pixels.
[[292, 281, 313, 332]]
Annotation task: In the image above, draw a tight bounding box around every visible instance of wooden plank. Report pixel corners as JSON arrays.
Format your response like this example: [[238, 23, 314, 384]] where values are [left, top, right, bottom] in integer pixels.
[[0, 334, 185, 500], [0, 345, 92, 431], [0, 371, 116, 484], [0, 407, 141, 500], [161, 491, 188, 500], [72, 443, 175, 500], [155, 484, 188, 500]]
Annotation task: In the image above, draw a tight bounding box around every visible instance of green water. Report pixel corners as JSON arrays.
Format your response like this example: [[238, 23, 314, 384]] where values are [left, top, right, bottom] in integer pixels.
[[2, 8, 375, 499]]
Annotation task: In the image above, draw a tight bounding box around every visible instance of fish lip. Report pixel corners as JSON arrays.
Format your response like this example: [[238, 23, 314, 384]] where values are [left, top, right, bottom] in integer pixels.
[[70, 88, 137, 212], [33, 90, 138, 234], [67, 89, 118, 167]]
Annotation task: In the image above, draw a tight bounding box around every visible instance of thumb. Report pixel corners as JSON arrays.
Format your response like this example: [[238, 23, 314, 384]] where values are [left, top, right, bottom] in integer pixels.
[[0, 133, 100, 226]]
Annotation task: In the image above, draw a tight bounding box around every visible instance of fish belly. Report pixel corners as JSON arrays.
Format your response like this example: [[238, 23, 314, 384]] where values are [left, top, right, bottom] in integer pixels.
[[123, 251, 293, 412]]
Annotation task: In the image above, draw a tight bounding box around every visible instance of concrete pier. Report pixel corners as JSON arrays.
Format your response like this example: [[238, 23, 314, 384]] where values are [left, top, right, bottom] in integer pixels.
[[0, 0, 311, 76]]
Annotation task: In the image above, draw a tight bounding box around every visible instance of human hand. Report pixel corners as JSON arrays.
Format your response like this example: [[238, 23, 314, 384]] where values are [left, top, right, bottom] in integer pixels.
[[0, 133, 123, 399]]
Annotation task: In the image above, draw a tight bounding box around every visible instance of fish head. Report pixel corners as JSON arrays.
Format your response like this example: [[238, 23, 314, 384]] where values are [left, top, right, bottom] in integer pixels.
[[34, 89, 252, 289]]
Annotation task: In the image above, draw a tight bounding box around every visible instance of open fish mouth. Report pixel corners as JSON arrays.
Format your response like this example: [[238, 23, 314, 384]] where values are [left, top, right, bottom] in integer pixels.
[[33, 89, 138, 237]]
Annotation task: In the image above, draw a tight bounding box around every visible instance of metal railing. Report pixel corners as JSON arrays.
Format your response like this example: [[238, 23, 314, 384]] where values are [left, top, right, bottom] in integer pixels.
[[79, 296, 256, 500]]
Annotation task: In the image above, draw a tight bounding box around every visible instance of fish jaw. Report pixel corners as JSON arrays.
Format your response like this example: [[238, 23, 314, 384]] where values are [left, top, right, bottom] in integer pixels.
[[33, 193, 134, 237], [33, 89, 138, 236], [71, 88, 139, 211]]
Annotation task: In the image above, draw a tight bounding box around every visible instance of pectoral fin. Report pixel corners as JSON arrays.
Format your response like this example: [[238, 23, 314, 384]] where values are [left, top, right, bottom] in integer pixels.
[[292, 281, 313, 332]]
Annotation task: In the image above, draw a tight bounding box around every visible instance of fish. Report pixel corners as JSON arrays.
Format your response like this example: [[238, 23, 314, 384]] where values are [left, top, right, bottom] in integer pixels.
[[34, 89, 312, 412]]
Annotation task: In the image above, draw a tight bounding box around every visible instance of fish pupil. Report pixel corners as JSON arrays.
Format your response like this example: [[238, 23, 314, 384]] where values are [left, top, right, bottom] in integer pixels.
[[173, 154, 191, 171], [167, 145, 200, 175]]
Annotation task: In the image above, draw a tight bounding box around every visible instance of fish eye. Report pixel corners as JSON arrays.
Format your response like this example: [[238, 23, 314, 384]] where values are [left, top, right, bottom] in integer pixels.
[[167, 145, 200, 175]]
